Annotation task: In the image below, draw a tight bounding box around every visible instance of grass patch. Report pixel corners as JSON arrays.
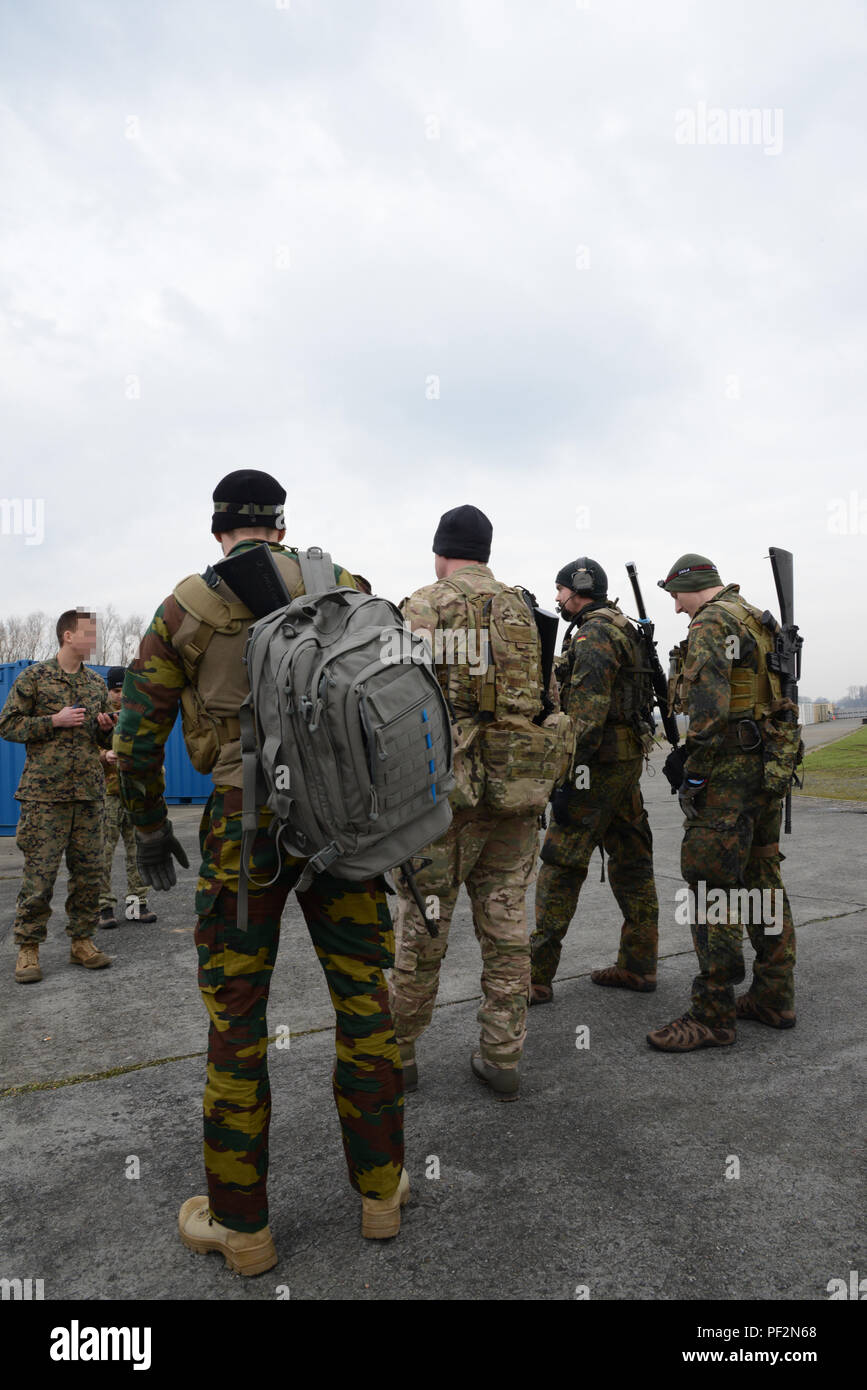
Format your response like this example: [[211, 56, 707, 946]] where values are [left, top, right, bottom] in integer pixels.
[[795, 725, 867, 802]]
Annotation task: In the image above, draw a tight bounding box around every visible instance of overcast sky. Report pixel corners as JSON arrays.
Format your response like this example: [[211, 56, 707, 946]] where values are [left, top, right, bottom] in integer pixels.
[[1, 0, 865, 699]]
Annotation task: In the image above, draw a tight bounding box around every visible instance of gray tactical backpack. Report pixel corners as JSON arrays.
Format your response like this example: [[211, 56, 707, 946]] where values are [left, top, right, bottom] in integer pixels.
[[237, 548, 453, 924]]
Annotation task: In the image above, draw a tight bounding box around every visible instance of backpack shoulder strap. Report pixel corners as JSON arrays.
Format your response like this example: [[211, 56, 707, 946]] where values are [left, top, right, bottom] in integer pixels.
[[297, 546, 336, 594], [171, 574, 252, 681]]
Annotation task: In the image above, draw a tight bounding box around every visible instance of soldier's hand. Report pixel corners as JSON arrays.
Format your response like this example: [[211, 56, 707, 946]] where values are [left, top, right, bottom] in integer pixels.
[[678, 777, 707, 820], [97, 711, 118, 730], [52, 705, 87, 728], [549, 787, 572, 827], [135, 820, 190, 891]]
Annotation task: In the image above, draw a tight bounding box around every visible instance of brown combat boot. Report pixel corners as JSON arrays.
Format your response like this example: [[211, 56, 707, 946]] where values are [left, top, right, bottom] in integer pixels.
[[15, 944, 42, 983], [69, 937, 114, 969], [529, 983, 553, 1006], [178, 1197, 278, 1275], [647, 1012, 735, 1052], [736, 994, 796, 1029], [591, 965, 657, 993], [361, 1168, 410, 1239]]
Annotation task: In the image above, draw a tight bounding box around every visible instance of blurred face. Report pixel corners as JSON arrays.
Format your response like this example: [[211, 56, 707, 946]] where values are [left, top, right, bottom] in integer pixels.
[[65, 617, 97, 659]]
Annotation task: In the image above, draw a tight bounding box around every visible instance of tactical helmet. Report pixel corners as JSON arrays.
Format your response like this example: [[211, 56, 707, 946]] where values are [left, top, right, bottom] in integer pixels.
[[555, 557, 607, 600]]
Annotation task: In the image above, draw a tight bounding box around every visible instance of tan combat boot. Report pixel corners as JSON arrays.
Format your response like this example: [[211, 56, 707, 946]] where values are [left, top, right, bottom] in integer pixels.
[[178, 1197, 278, 1276], [15, 944, 42, 984], [591, 965, 657, 993], [69, 937, 114, 969], [361, 1168, 411, 1239], [470, 1051, 520, 1099]]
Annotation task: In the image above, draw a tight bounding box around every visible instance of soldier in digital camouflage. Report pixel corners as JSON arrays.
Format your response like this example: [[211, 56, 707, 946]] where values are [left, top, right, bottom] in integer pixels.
[[96, 666, 154, 929], [0, 608, 116, 982], [390, 504, 560, 1101], [113, 470, 407, 1277], [646, 554, 800, 1052], [529, 558, 659, 1004]]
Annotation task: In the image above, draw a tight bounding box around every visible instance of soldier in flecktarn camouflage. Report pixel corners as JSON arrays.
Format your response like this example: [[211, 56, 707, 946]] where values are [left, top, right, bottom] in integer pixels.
[[113, 470, 407, 1278], [391, 505, 562, 1102], [0, 608, 116, 983], [529, 558, 659, 1004], [646, 555, 800, 1053], [96, 666, 154, 929]]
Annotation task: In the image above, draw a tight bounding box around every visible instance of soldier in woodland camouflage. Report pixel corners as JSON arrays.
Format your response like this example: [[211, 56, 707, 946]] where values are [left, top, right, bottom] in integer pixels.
[[0, 609, 116, 982], [96, 667, 154, 928], [646, 554, 799, 1052], [390, 505, 554, 1101], [114, 470, 407, 1277], [529, 559, 659, 1003]]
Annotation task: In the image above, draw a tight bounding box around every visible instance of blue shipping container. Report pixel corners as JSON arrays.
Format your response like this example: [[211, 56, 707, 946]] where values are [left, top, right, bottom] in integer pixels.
[[0, 660, 212, 834]]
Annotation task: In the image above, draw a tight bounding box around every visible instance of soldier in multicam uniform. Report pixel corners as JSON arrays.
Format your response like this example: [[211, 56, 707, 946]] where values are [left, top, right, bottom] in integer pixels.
[[647, 554, 799, 1052], [96, 666, 155, 929], [113, 470, 408, 1278], [0, 608, 116, 982], [529, 558, 659, 1004], [391, 504, 557, 1101]]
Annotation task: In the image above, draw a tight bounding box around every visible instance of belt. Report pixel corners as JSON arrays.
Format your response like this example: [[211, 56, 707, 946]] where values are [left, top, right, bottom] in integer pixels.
[[723, 718, 763, 751]]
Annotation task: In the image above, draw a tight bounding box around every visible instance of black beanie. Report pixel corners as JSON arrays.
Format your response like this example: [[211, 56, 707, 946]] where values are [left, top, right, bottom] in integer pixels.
[[432, 505, 493, 563], [105, 666, 126, 691], [211, 470, 287, 535]]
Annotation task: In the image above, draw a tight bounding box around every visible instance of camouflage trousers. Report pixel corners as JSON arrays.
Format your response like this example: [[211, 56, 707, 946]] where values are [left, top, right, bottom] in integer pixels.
[[390, 806, 539, 1068], [13, 799, 104, 944], [531, 758, 658, 985], [195, 786, 404, 1234], [98, 793, 148, 912], [680, 751, 795, 1029]]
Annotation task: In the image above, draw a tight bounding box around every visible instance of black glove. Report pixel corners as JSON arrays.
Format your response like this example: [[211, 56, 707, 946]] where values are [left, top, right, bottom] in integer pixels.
[[135, 820, 190, 891], [662, 746, 687, 793], [677, 777, 708, 820], [549, 787, 572, 827]]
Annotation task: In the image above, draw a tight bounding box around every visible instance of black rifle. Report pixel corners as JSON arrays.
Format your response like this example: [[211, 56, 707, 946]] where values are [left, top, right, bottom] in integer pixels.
[[625, 562, 681, 792], [763, 547, 803, 835], [520, 588, 560, 722], [209, 543, 440, 935]]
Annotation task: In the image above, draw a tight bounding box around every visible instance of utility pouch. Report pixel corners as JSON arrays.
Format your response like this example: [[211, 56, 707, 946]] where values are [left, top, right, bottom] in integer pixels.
[[480, 715, 562, 814], [760, 701, 804, 797], [450, 719, 485, 811], [178, 685, 221, 774]]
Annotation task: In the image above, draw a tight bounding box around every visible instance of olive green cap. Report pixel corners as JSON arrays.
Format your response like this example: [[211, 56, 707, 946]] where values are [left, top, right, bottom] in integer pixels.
[[658, 554, 722, 593]]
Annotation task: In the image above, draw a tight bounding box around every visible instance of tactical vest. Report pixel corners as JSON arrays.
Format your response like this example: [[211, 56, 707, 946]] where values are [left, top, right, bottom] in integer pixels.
[[171, 548, 306, 784], [668, 591, 780, 721], [561, 605, 654, 760]]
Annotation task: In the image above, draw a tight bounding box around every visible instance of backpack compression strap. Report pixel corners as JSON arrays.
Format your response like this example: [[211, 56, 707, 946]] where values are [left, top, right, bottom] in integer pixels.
[[297, 546, 336, 595]]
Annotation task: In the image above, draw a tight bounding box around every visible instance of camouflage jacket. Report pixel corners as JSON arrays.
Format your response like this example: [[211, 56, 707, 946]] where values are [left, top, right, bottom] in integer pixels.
[[556, 600, 653, 766], [114, 541, 357, 830], [0, 658, 113, 802], [674, 583, 763, 779]]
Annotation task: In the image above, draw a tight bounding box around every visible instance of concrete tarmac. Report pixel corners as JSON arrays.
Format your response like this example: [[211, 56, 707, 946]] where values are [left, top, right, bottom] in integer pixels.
[[0, 733, 864, 1302]]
